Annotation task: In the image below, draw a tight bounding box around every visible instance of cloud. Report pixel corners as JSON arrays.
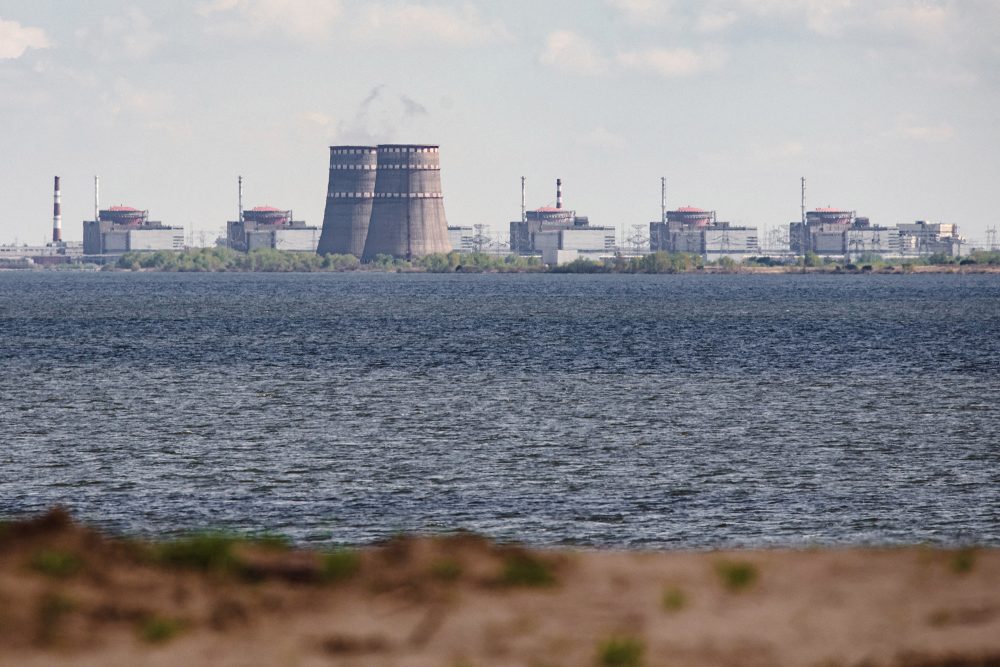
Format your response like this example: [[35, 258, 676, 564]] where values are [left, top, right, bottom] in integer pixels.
[[606, 0, 672, 24], [617, 46, 726, 77], [578, 126, 626, 149], [540, 30, 609, 75], [0, 18, 50, 59], [79, 8, 167, 61], [197, 0, 343, 41], [353, 3, 511, 48], [892, 121, 955, 143]]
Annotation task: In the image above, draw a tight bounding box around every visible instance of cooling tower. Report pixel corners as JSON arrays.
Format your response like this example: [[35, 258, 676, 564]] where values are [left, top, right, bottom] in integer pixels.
[[316, 146, 378, 257], [362, 144, 452, 261]]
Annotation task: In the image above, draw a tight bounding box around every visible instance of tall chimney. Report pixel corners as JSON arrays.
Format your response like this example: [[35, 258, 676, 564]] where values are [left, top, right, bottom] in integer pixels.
[[52, 176, 62, 243], [520, 176, 526, 223], [661, 176, 667, 223], [94, 175, 100, 223], [556, 178, 563, 210], [238, 175, 244, 223]]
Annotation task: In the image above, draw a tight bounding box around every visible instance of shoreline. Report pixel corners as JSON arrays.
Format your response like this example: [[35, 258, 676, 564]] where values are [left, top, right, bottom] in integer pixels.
[[2, 509, 998, 666]]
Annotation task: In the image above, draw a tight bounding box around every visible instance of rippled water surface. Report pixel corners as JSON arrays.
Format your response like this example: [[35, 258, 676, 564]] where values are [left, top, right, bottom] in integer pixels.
[[1, 272, 998, 547]]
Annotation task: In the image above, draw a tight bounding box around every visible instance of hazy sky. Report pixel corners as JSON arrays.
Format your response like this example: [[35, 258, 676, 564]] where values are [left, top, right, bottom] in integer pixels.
[[2, 0, 999, 246]]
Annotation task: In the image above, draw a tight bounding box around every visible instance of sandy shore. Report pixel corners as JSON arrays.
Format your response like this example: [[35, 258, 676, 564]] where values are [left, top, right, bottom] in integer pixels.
[[1, 509, 997, 667]]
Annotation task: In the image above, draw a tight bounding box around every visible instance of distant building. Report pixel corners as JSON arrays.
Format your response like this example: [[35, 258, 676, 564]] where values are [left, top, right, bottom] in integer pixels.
[[510, 178, 614, 256], [83, 207, 184, 255], [448, 226, 475, 253], [790, 210, 963, 258], [649, 207, 759, 259], [227, 207, 319, 253], [0, 242, 83, 266]]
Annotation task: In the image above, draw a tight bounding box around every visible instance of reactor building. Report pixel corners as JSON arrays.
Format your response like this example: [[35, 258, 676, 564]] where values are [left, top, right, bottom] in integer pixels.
[[317, 144, 452, 261], [227, 206, 319, 252], [83, 203, 183, 255], [789, 209, 963, 258], [649, 206, 759, 259], [509, 179, 616, 261]]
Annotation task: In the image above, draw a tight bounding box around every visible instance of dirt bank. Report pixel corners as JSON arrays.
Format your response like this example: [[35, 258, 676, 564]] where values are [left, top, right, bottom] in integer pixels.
[[1, 509, 997, 667]]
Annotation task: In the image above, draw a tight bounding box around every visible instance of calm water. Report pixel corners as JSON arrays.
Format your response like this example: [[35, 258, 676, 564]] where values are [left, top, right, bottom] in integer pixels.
[[1, 272, 998, 548]]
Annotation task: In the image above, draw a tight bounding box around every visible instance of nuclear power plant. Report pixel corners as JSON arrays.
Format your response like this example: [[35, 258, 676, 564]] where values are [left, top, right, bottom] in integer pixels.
[[318, 144, 452, 261]]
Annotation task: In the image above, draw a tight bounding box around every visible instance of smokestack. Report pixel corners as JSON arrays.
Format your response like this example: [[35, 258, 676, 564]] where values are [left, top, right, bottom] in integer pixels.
[[801, 176, 806, 225], [556, 178, 563, 210], [521, 176, 526, 223], [94, 175, 100, 223], [238, 175, 244, 223], [52, 176, 62, 243], [661, 177, 666, 223]]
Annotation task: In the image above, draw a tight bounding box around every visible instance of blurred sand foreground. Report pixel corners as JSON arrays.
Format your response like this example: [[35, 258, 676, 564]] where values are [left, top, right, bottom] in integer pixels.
[[0, 510, 997, 667]]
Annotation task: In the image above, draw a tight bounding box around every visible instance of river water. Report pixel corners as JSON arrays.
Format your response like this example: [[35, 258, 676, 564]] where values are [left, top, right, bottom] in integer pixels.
[[1, 272, 997, 547]]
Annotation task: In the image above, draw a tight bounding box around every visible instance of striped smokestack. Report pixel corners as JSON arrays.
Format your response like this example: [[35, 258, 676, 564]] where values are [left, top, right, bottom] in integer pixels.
[[52, 176, 62, 243], [556, 178, 563, 209]]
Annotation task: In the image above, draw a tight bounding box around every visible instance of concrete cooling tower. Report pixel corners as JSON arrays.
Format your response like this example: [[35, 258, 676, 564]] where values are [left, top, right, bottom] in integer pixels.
[[361, 145, 452, 261], [316, 146, 378, 257]]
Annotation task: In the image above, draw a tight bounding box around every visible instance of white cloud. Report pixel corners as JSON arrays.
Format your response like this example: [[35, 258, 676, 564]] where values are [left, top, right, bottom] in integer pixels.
[[353, 3, 510, 48], [579, 126, 625, 149], [197, 0, 343, 41], [540, 30, 609, 75], [893, 122, 955, 143], [82, 8, 167, 61], [696, 10, 739, 33], [0, 18, 50, 59], [617, 46, 726, 77], [606, 0, 672, 24]]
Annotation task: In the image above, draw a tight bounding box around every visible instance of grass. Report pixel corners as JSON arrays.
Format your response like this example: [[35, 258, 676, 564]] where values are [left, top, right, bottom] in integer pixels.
[[597, 636, 645, 666], [30, 549, 83, 578], [715, 559, 759, 592], [156, 533, 241, 573], [36, 593, 76, 646], [430, 558, 463, 582], [499, 553, 556, 587], [661, 587, 686, 612], [322, 549, 361, 583], [951, 548, 976, 574], [139, 616, 186, 644]]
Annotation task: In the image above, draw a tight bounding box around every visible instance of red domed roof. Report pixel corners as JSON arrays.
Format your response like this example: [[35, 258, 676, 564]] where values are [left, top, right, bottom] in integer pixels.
[[251, 206, 281, 212], [676, 206, 706, 213], [109, 206, 140, 212]]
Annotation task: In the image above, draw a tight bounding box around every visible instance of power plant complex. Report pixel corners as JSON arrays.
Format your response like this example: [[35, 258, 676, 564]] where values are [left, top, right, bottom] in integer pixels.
[[1, 154, 982, 267]]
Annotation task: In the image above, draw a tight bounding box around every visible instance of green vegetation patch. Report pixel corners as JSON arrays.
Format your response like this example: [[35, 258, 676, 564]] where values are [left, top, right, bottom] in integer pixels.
[[139, 615, 186, 644], [661, 587, 686, 612], [430, 558, 463, 582], [30, 549, 83, 578], [156, 533, 242, 573], [322, 549, 361, 583], [597, 636, 645, 667], [499, 552, 556, 587], [951, 548, 976, 575], [36, 593, 76, 646], [715, 559, 759, 592]]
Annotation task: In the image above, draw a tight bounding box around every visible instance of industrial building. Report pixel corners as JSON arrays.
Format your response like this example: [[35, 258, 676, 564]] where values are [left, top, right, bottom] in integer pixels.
[[83, 206, 184, 255], [649, 207, 759, 259], [790, 209, 964, 258], [227, 206, 318, 252], [448, 226, 475, 253], [317, 146, 377, 257], [360, 145, 452, 261], [510, 179, 616, 262]]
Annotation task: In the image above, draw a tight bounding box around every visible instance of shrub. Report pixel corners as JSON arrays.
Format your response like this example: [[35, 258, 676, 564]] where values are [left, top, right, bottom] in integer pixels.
[[661, 587, 686, 612], [322, 549, 361, 583], [30, 550, 83, 578], [499, 553, 555, 587], [715, 559, 758, 592], [597, 637, 645, 666], [139, 616, 185, 644]]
